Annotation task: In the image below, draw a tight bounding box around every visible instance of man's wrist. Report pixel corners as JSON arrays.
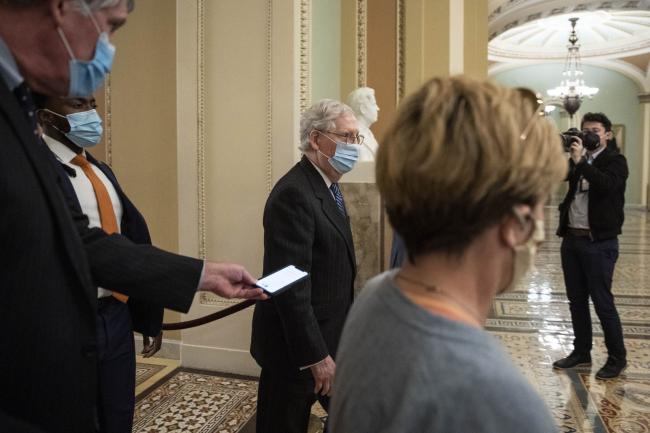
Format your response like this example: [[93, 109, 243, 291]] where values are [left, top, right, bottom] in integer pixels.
[[196, 260, 207, 292], [300, 356, 327, 371]]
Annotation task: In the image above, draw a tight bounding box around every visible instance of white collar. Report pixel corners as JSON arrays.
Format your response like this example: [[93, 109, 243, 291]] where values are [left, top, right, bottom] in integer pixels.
[[307, 156, 333, 188], [588, 145, 606, 161], [42, 134, 85, 164]]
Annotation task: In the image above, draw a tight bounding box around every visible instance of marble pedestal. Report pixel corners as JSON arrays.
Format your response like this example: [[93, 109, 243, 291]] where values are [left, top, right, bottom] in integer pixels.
[[340, 180, 382, 297]]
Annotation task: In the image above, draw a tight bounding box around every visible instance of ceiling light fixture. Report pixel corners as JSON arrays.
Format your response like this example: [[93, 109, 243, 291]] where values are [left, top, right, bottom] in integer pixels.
[[546, 17, 599, 118]]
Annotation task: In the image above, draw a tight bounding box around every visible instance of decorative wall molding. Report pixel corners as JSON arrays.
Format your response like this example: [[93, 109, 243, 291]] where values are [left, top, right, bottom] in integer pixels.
[[396, 0, 405, 103], [489, 39, 650, 62], [488, 58, 650, 92], [266, 0, 273, 193], [356, 0, 367, 87], [197, 0, 207, 261], [103, 74, 113, 165], [199, 0, 275, 307], [299, 0, 311, 112], [640, 93, 650, 103]]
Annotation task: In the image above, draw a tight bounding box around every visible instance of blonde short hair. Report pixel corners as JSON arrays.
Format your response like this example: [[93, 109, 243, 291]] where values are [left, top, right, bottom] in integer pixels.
[[376, 76, 566, 258]]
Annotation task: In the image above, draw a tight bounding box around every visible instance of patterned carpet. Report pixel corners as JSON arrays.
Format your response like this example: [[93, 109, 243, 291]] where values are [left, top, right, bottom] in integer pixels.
[[133, 369, 258, 433]]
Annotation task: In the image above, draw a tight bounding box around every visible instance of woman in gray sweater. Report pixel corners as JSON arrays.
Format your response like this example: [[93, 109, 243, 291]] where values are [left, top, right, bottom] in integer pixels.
[[329, 76, 565, 433]]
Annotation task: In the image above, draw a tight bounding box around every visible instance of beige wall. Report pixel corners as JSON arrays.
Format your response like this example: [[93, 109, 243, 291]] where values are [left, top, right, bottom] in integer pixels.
[[176, 0, 300, 376], [109, 0, 182, 341], [103, 0, 490, 369]]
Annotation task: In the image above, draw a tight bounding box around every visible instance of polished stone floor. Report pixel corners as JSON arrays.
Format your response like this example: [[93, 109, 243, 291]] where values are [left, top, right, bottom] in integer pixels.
[[487, 207, 650, 433]]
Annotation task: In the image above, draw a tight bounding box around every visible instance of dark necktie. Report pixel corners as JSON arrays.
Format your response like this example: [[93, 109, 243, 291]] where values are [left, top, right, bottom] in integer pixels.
[[330, 183, 347, 217], [13, 82, 39, 137]]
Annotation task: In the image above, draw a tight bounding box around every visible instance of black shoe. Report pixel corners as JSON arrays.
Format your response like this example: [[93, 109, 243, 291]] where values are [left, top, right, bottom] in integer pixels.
[[552, 352, 591, 370], [596, 356, 627, 380]]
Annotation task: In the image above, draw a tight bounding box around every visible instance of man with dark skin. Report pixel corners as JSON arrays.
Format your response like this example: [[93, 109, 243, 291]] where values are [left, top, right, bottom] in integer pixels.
[[36, 94, 163, 432]]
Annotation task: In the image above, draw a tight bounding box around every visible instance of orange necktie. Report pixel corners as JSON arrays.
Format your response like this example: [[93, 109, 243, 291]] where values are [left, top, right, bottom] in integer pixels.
[[71, 154, 129, 303]]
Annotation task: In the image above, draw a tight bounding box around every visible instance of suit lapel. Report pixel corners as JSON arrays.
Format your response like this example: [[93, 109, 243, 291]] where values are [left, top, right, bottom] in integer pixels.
[[0, 81, 96, 308], [299, 157, 356, 270]]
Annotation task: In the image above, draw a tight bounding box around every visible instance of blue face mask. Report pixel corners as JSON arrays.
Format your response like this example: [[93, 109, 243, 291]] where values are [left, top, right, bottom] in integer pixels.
[[57, 7, 115, 97], [318, 133, 360, 174], [47, 109, 103, 148]]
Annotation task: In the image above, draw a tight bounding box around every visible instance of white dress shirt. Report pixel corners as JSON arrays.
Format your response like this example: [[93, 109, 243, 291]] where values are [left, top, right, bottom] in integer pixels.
[[308, 157, 337, 201], [44, 134, 123, 298]]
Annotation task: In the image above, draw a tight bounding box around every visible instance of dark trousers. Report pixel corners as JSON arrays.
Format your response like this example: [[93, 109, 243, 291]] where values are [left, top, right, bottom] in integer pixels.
[[561, 236, 626, 358], [256, 367, 330, 433], [96, 298, 135, 433]]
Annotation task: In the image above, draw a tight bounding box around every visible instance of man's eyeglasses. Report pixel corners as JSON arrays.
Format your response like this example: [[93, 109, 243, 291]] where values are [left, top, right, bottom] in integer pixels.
[[517, 88, 546, 141], [319, 130, 365, 145]]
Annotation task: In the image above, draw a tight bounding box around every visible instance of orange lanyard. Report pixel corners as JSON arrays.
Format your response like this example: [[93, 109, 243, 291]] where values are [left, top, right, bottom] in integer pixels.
[[406, 291, 481, 328]]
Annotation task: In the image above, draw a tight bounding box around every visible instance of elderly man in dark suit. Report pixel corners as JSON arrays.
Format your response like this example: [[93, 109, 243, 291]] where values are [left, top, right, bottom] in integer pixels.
[[251, 99, 360, 433], [0, 1, 264, 432]]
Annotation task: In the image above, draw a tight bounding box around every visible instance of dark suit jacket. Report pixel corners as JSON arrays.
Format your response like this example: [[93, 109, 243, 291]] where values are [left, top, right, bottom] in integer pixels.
[[0, 79, 202, 432], [53, 150, 163, 337], [557, 147, 628, 241], [250, 156, 356, 371]]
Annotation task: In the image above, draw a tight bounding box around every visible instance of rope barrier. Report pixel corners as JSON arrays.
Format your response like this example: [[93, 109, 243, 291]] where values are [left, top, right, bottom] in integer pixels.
[[161, 299, 256, 331]]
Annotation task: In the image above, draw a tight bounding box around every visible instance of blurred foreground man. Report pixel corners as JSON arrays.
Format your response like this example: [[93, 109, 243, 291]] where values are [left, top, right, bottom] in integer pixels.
[[330, 77, 564, 432], [251, 99, 359, 433], [553, 112, 628, 379], [0, 1, 264, 432]]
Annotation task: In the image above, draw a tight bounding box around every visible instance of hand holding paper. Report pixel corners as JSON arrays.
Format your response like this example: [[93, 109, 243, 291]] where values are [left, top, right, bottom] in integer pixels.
[[199, 262, 268, 300]]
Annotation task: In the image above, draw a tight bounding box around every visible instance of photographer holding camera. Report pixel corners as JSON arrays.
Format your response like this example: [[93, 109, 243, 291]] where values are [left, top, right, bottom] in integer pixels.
[[553, 112, 628, 379]]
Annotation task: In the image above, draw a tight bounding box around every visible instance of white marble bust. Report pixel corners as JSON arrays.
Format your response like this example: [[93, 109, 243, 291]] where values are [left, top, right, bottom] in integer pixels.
[[347, 87, 379, 162]]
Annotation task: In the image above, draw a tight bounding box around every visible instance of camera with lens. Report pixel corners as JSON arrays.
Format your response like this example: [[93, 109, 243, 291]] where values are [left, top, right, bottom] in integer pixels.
[[560, 127, 601, 152]]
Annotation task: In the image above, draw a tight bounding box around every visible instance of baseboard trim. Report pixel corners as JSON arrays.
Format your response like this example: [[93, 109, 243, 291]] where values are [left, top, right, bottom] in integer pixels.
[[181, 343, 261, 377]]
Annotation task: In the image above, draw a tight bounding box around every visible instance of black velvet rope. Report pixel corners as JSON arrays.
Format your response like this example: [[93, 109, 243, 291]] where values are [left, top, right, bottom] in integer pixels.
[[161, 299, 256, 330]]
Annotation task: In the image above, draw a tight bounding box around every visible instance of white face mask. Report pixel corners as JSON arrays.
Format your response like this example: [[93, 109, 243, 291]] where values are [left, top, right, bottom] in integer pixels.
[[501, 216, 545, 293]]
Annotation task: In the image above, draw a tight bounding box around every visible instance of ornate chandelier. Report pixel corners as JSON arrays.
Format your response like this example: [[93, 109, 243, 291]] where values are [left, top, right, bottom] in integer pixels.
[[546, 17, 599, 118]]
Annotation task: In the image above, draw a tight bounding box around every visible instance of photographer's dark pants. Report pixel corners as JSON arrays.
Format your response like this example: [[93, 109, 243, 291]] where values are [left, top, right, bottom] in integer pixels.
[[561, 235, 626, 359]]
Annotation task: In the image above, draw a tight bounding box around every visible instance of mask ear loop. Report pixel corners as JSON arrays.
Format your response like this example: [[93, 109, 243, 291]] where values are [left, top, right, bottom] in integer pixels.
[[511, 208, 536, 243], [38, 108, 70, 135], [57, 27, 76, 60], [56, 2, 102, 60], [80, 1, 103, 35]]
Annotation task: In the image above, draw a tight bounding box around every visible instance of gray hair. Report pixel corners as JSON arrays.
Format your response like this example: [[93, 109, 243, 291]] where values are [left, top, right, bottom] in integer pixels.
[[299, 99, 355, 151], [346, 87, 375, 116], [1, 0, 134, 12]]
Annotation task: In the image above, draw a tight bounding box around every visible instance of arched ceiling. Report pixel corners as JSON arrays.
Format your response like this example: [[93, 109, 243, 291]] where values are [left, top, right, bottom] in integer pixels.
[[488, 0, 650, 65]]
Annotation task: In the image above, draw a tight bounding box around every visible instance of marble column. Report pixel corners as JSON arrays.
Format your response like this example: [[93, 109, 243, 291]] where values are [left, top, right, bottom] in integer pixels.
[[342, 0, 490, 291], [639, 93, 650, 209], [404, 0, 488, 95]]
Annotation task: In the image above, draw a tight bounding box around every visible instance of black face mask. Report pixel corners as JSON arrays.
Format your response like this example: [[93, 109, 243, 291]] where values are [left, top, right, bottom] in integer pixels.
[[583, 132, 601, 151]]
